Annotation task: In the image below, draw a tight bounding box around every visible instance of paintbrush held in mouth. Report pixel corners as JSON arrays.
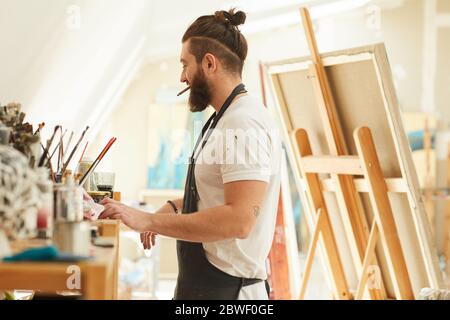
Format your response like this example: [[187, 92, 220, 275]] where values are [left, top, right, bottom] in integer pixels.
[[177, 86, 191, 96]]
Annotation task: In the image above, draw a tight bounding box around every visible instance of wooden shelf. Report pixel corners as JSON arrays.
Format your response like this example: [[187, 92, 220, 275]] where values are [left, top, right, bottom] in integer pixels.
[[0, 220, 120, 300]]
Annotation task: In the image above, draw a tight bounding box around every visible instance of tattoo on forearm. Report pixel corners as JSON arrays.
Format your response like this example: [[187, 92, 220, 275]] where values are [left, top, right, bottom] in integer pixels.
[[253, 206, 260, 218]]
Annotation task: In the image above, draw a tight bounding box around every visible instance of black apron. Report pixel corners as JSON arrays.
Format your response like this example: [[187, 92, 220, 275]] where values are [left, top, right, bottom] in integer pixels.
[[174, 84, 270, 300]]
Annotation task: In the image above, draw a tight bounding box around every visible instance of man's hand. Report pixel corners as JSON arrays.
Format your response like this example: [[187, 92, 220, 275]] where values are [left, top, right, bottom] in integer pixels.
[[82, 189, 95, 220], [140, 232, 157, 250], [99, 198, 150, 232], [82, 189, 92, 201], [137, 199, 181, 250]]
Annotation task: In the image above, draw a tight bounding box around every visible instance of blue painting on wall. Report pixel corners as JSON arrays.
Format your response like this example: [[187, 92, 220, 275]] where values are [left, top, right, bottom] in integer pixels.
[[147, 110, 204, 190]]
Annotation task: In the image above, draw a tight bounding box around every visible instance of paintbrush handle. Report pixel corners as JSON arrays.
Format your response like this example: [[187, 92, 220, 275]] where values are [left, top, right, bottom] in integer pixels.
[[38, 126, 60, 167], [97, 138, 116, 161], [78, 145, 111, 186], [49, 129, 68, 161], [78, 160, 97, 186], [78, 141, 89, 164], [79, 138, 116, 186], [63, 131, 75, 160], [62, 126, 89, 173]]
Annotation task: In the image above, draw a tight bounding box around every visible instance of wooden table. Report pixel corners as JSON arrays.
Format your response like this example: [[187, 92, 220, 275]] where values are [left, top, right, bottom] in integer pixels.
[[0, 220, 120, 300]]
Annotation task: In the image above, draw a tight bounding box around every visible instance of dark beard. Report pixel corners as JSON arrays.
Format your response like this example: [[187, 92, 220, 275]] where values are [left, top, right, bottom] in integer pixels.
[[188, 68, 211, 112]]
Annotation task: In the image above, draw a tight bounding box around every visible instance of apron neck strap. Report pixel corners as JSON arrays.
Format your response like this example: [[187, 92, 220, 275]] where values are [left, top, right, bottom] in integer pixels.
[[191, 83, 246, 161]]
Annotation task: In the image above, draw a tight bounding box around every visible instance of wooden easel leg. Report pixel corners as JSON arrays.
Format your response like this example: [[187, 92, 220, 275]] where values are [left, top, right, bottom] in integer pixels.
[[354, 126, 414, 300], [355, 220, 380, 300], [295, 129, 351, 300], [299, 209, 325, 300], [445, 198, 450, 280]]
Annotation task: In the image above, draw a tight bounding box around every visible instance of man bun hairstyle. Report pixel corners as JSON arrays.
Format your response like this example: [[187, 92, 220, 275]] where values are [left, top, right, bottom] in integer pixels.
[[214, 9, 246, 26], [182, 8, 248, 75]]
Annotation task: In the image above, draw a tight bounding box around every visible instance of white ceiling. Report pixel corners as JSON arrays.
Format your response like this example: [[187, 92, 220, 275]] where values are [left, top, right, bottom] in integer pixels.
[[0, 0, 403, 141]]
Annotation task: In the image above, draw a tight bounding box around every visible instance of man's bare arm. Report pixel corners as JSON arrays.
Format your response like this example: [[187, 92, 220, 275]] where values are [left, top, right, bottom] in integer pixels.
[[140, 180, 268, 242], [154, 198, 183, 214], [101, 181, 267, 242]]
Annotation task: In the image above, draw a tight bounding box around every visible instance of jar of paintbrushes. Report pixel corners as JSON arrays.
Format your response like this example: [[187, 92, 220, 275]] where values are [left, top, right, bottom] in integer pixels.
[[75, 157, 96, 191]]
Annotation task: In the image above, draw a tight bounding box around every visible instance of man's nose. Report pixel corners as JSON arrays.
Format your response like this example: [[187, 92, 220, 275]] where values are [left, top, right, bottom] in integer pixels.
[[180, 72, 187, 84]]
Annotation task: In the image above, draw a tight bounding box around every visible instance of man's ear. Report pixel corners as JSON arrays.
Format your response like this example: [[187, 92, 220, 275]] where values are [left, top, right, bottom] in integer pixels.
[[202, 53, 217, 74]]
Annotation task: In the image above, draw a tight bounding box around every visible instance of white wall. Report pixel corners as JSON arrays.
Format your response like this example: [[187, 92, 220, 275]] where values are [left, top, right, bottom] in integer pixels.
[[0, 0, 152, 142], [96, 0, 450, 200]]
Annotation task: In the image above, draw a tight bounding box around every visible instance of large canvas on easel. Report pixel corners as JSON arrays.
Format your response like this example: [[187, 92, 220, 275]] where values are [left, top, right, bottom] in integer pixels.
[[266, 44, 442, 298]]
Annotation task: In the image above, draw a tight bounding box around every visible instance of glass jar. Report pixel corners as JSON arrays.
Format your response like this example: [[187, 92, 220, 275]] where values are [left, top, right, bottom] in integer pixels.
[[54, 175, 83, 223], [75, 157, 96, 191]]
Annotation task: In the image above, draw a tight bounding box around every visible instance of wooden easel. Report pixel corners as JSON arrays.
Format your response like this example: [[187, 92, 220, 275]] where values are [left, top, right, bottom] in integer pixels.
[[296, 8, 414, 300]]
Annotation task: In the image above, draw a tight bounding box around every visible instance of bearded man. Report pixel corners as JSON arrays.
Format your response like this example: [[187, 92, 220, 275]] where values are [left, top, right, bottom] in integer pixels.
[[100, 9, 282, 300]]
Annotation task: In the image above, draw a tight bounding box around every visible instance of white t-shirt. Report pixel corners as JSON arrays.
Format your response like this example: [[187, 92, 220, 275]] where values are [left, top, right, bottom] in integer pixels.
[[194, 94, 282, 299]]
